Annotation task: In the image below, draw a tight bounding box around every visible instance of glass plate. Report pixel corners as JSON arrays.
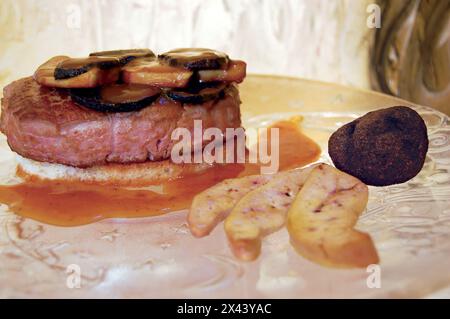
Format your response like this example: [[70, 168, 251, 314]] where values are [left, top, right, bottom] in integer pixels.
[[0, 75, 449, 298]]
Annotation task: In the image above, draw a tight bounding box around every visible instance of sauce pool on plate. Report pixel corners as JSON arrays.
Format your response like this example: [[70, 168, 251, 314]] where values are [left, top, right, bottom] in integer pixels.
[[0, 119, 321, 226]]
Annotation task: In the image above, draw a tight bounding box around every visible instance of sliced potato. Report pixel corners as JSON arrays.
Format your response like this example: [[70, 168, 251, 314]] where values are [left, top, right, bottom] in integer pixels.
[[188, 174, 273, 238], [198, 60, 246, 83], [122, 58, 193, 88], [34, 56, 120, 88], [287, 164, 379, 268], [224, 166, 315, 261]]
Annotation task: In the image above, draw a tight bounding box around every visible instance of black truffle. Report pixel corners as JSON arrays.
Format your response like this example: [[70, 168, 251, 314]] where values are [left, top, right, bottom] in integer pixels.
[[328, 106, 428, 186]]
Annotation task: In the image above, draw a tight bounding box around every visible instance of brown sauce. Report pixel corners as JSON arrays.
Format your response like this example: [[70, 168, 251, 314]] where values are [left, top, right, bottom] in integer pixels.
[[0, 119, 321, 226], [240, 118, 322, 176]]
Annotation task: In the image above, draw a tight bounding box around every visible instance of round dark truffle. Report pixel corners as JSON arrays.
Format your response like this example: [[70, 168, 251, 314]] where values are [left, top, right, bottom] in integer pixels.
[[328, 106, 428, 186]]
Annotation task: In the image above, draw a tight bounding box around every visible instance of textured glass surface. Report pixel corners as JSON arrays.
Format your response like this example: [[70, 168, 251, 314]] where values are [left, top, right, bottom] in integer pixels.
[[0, 75, 449, 298]]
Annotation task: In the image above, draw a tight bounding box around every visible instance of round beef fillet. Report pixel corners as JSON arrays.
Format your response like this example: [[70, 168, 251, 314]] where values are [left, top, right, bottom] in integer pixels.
[[328, 106, 428, 186], [0, 77, 241, 167]]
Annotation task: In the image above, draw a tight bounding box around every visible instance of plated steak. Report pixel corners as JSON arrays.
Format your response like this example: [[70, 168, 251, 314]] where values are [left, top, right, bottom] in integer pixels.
[[0, 77, 242, 167]]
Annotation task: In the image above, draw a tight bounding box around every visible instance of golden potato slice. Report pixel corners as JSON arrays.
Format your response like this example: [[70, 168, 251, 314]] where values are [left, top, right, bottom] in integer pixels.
[[122, 58, 193, 88], [224, 166, 315, 261], [188, 174, 273, 237], [34, 56, 120, 88], [198, 60, 246, 83], [287, 164, 379, 268]]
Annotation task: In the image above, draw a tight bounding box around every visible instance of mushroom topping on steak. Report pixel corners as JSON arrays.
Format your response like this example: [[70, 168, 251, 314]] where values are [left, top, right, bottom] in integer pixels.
[[2, 48, 246, 167]]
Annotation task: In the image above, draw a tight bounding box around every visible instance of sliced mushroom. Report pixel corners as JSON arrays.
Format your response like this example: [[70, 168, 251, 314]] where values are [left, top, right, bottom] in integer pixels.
[[70, 83, 161, 112], [159, 48, 229, 70], [34, 56, 120, 88], [199, 60, 247, 83], [122, 58, 193, 88], [54, 56, 122, 80], [165, 83, 227, 104], [89, 49, 155, 64]]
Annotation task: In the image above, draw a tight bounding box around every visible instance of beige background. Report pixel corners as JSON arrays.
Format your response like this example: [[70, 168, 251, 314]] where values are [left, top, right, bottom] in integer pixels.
[[0, 0, 374, 91]]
